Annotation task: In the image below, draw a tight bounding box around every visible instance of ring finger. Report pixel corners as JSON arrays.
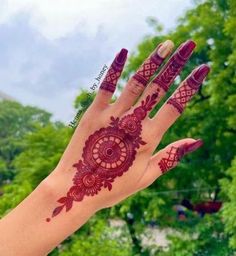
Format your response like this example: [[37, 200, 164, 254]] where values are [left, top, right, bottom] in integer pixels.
[[112, 40, 174, 115], [134, 39, 196, 113]]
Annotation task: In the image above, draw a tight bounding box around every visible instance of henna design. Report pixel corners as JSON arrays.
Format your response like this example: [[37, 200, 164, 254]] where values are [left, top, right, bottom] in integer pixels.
[[158, 146, 182, 173], [132, 45, 164, 86], [47, 93, 158, 221], [158, 139, 203, 174], [167, 64, 210, 113], [153, 40, 196, 92], [100, 48, 128, 93], [167, 81, 197, 113]]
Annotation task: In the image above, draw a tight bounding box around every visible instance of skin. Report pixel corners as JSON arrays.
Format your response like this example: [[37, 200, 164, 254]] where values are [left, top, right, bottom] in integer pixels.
[[0, 39, 210, 256]]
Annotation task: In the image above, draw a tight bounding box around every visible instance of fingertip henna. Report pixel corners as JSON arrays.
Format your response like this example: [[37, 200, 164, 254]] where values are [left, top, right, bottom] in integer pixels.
[[158, 139, 203, 174], [187, 64, 210, 89], [167, 64, 210, 113], [153, 39, 196, 92], [116, 48, 128, 64], [100, 48, 128, 93], [183, 139, 204, 154], [178, 40, 196, 60]]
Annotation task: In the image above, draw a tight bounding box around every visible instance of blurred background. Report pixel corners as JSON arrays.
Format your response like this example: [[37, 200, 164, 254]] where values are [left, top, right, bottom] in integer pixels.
[[0, 0, 236, 255]]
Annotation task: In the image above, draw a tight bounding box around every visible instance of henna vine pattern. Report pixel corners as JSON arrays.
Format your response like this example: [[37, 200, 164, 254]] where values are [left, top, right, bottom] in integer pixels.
[[153, 40, 196, 92], [47, 93, 158, 221]]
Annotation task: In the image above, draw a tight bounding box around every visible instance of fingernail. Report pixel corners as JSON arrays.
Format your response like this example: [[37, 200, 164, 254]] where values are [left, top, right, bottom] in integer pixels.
[[116, 48, 128, 63], [178, 39, 196, 59], [157, 40, 174, 58], [184, 139, 204, 154], [192, 64, 210, 84]]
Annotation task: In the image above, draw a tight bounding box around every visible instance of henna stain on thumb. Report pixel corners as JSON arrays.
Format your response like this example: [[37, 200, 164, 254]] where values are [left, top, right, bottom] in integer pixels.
[[158, 139, 203, 174], [179, 139, 204, 158]]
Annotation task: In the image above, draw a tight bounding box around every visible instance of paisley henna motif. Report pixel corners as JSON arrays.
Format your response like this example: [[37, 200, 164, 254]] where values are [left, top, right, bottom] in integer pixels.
[[153, 40, 196, 92], [47, 93, 158, 221]]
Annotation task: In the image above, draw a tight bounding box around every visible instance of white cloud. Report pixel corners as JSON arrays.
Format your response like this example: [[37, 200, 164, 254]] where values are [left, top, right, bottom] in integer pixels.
[[0, 0, 193, 122], [0, 0, 192, 40]]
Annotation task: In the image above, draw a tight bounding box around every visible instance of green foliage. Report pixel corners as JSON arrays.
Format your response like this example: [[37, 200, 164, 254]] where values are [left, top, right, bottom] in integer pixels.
[[118, 0, 236, 254], [221, 157, 236, 249], [0, 0, 236, 254], [0, 100, 51, 183], [0, 120, 71, 217], [72, 91, 96, 126], [50, 216, 133, 256], [158, 214, 234, 256], [74, 90, 95, 110]]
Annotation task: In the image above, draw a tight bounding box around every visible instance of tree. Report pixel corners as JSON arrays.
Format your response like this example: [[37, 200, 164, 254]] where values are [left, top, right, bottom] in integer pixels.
[[0, 122, 71, 217], [221, 157, 236, 250], [0, 100, 51, 183], [113, 0, 236, 254], [50, 216, 133, 256], [0, 0, 236, 254]]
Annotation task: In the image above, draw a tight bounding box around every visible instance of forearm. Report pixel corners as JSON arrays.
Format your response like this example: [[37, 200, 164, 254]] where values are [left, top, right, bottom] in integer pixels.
[[0, 171, 96, 256]]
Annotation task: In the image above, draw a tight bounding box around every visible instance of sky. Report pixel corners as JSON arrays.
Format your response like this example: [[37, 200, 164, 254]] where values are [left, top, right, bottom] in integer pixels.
[[0, 0, 192, 123]]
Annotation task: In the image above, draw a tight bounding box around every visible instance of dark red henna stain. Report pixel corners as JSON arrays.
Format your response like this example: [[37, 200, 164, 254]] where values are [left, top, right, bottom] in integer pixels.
[[158, 146, 182, 173], [153, 40, 196, 92], [48, 93, 159, 220], [100, 48, 128, 93], [158, 139, 203, 174], [132, 44, 164, 86], [167, 64, 210, 113]]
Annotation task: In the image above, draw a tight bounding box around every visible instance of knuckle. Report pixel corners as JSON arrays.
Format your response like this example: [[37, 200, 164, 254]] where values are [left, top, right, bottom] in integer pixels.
[[149, 82, 166, 97], [126, 79, 145, 96]]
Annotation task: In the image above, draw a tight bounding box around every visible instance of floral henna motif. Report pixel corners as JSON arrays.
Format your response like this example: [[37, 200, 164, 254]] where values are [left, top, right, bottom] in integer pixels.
[[133, 45, 164, 86], [47, 93, 158, 221], [100, 48, 128, 93], [167, 64, 210, 113], [158, 139, 203, 174], [153, 40, 196, 92]]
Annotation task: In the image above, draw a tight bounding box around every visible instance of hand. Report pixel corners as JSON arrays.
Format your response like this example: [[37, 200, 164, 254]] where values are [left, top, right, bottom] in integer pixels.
[[0, 39, 210, 256], [47, 39, 210, 221]]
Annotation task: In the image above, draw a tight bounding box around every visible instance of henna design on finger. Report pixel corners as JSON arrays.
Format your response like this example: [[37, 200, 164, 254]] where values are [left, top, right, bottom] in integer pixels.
[[167, 64, 210, 113], [132, 44, 166, 87], [99, 48, 128, 93], [158, 139, 203, 174], [153, 40, 196, 92], [47, 93, 159, 221], [158, 146, 182, 173]]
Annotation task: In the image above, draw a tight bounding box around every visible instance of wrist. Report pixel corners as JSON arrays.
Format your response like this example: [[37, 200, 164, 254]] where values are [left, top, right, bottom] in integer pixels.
[[40, 168, 99, 221], [0, 170, 98, 256]]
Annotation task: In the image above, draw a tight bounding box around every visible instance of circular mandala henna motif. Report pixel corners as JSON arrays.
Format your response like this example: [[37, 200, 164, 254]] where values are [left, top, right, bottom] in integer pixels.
[[73, 170, 103, 196], [82, 127, 136, 178]]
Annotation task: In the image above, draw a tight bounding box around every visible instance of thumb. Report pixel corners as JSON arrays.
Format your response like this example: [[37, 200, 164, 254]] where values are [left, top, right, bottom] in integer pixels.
[[137, 138, 203, 190]]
